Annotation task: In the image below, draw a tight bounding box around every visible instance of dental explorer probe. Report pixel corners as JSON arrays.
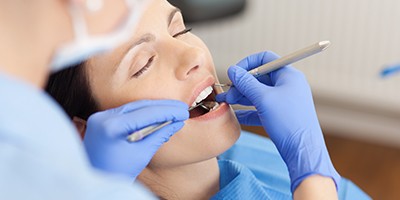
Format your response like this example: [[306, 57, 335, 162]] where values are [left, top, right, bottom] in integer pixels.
[[214, 41, 331, 87], [127, 102, 207, 142], [127, 41, 331, 142]]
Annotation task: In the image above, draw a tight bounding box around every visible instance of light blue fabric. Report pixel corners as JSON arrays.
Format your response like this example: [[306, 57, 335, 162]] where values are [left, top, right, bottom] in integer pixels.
[[0, 73, 155, 200], [217, 130, 371, 200], [212, 160, 291, 199]]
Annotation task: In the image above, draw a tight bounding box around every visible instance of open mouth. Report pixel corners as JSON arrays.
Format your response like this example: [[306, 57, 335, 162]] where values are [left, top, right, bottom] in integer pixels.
[[189, 86, 220, 118]]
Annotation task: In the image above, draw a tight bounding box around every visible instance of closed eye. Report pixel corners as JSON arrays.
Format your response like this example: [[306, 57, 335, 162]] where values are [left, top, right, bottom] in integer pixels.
[[173, 28, 192, 38], [132, 56, 155, 78]]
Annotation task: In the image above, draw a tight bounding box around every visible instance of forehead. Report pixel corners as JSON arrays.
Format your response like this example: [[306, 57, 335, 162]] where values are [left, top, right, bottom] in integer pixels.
[[87, 0, 175, 70], [128, 2, 180, 44], [85, 0, 178, 91], [133, 0, 175, 33]]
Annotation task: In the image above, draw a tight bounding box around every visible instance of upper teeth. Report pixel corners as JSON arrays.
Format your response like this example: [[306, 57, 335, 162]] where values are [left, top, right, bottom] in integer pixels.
[[191, 86, 213, 107]]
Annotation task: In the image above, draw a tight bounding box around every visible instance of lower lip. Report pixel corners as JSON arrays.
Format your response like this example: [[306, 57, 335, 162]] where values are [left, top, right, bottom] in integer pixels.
[[189, 102, 229, 121]]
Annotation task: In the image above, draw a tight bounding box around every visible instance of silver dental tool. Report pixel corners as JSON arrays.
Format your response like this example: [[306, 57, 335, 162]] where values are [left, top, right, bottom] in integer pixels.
[[127, 102, 206, 142], [215, 41, 331, 87], [127, 41, 331, 142]]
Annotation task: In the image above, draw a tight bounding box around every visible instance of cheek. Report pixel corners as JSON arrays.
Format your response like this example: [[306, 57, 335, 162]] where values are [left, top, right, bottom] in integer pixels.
[[115, 76, 180, 104], [132, 80, 183, 101], [148, 107, 241, 168]]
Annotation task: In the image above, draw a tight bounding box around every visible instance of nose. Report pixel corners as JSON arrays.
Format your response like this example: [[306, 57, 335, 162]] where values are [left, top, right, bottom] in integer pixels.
[[162, 39, 206, 80]]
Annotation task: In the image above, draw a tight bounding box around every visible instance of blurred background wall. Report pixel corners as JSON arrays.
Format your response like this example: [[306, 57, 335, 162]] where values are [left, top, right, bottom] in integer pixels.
[[169, 0, 400, 199], [188, 0, 400, 147]]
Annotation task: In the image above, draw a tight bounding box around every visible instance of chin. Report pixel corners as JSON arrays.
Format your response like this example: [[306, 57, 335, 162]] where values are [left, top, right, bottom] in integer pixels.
[[148, 105, 241, 168]]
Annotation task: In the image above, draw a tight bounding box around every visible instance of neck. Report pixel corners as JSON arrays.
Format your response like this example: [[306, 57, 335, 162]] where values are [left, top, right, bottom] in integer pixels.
[[139, 158, 220, 200]]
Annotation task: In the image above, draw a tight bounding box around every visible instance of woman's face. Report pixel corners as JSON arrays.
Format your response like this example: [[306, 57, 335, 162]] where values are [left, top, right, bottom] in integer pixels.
[[85, 0, 240, 168]]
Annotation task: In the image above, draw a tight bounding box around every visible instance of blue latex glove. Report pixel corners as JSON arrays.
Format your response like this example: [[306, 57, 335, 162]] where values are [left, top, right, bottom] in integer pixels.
[[83, 100, 189, 180], [216, 51, 340, 192]]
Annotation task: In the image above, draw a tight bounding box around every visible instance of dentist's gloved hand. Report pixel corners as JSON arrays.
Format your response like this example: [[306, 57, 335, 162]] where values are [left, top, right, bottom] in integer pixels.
[[83, 100, 189, 181], [216, 51, 340, 192]]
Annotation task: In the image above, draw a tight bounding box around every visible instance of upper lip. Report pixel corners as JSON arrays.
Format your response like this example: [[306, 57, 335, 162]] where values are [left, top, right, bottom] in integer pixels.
[[188, 76, 215, 107]]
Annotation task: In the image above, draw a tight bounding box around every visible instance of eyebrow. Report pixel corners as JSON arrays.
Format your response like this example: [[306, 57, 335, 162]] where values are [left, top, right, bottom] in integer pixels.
[[131, 7, 181, 51], [130, 33, 155, 49], [122, 7, 181, 55], [116, 7, 182, 72]]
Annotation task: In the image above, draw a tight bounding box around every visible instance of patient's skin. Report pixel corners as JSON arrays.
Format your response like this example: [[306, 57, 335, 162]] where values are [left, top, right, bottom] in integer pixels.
[[81, 0, 241, 199]]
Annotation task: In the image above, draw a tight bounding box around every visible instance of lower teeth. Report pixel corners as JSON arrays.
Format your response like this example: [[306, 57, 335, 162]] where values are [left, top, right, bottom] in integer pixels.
[[203, 101, 219, 111]]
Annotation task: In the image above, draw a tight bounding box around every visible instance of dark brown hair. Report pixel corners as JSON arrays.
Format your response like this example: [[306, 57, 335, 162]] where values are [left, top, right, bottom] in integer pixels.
[[45, 63, 99, 120]]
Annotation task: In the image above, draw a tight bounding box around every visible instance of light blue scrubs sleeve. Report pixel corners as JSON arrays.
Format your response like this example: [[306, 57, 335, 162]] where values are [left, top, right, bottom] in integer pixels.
[[0, 74, 155, 200]]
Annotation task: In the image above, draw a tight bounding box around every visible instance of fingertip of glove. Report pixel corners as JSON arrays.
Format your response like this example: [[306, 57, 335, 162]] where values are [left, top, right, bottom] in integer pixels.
[[171, 116, 187, 124], [225, 87, 243, 103], [168, 106, 190, 122], [175, 100, 190, 109], [151, 122, 185, 143], [182, 111, 190, 121], [215, 93, 227, 103], [172, 121, 185, 131], [262, 51, 280, 60], [227, 66, 236, 77], [228, 65, 246, 74], [228, 65, 249, 84]]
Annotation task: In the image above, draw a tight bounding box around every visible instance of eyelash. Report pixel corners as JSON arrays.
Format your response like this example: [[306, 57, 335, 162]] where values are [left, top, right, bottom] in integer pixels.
[[132, 55, 155, 78], [131, 28, 192, 78], [173, 28, 192, 37]]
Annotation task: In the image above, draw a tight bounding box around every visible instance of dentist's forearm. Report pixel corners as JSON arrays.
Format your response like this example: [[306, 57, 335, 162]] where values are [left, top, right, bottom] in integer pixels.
[[293, 175, 338, 200]]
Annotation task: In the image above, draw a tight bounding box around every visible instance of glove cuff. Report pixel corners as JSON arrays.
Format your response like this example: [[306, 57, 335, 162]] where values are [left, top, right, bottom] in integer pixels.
[[285, 145, 341, 193]]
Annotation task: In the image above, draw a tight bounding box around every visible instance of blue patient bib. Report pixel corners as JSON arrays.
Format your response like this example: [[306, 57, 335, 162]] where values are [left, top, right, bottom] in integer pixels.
[[219, 131, 371, 200]]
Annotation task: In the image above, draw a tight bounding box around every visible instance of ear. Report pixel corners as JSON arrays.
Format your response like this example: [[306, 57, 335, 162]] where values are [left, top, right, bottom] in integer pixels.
[[72, 116, 87, 139]]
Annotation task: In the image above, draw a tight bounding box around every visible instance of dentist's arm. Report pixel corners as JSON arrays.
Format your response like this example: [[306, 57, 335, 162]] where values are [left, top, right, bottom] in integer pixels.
[[294, 175, 338, 200], [216, 51, 340, 199], [83, 100, 189, 180]]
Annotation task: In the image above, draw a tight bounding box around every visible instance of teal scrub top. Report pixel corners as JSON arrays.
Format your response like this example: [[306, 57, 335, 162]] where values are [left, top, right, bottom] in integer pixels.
[[0, 73, 155, 200], [214, 131, 371, 200]]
